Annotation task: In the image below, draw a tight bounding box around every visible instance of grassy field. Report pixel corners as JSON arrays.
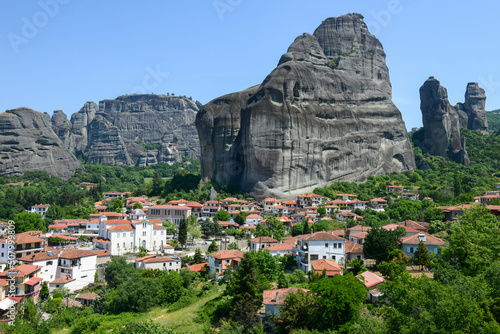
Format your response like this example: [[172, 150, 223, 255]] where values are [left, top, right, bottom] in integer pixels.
[[52, 289, 221, 334]]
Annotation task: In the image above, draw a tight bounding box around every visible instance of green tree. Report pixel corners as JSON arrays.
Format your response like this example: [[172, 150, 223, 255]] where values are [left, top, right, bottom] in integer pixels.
[[162, 220, 177, 235], [193, 248, 204, 264], [160, 270, 186, 304], [104, 277, 161, 313], [13, 212, 46, 233], [274, 289, 315, 334], [178, 218, 188, 249], [233, 212, 248, 225], [308, 274, 367, 331], [40, 281, 49, 301], [133, 201, 143, 209], [150, 171, 164, 196], [207, 240, 218, 253], [349, 258, 367, 276], [317, 206, 326, 217], [118, 321, 176, 334], [363, 227, 402, 264], [413, 241, 431, 270], [44, 204, 64, 224], [201, 218, 220, 237], [107, 197, 124, 213], [104, 257, 140, 289], [214, 210, 230, 222], [265, 217, 286, 241]]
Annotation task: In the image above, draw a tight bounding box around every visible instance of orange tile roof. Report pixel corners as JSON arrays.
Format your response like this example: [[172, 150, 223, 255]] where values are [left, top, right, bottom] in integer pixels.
[[92, 250, 110, 257], [283, 237, 298, 246], [401, 233, 447, 246], [50, 275, 74, 284], [18, 251, 61, 263], [357, 271, 384, 288], [310, 259, 343, 276], [107, 224, 134, 231], [141, 256, 176, 264], [250, 236, 278, 243], [344, 239, 364, 254], [187, 262, 209, 272], [263, 288, 309, 305], [135, 254, 156, 262], [246, 214, 263, 219], [14, 232, 43, 244], [263, 243, 293, 252], [153, 224, 166, 229], [0, 264, 42, 277], [297, 231, 345, 242], [75, 293, 100, 300], [59, 249, 97, 259], [208, 250, 244, 260]]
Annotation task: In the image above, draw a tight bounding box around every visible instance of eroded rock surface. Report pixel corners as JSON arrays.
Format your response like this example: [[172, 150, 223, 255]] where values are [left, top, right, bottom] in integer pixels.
[[197, 13, 416, 198]]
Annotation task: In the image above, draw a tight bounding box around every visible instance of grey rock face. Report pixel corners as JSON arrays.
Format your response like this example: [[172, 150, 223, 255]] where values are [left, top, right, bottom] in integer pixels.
[[51, 110, 74, 149], [420, 77, 470, 165], [197, 13, 416, 199], [0, 108, 83, 179], [136, 151, 159, 167], [464, 82, 488, 132], [63, 95, 199, 165]]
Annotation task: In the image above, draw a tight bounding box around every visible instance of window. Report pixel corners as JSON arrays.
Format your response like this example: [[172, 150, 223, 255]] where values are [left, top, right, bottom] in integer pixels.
[[325, 243, 328, 248], [46, 261, 53, 266], [154, 231, 157, 236], [1, 253, 3, 257], [163, 263, 166, 267], [143, 231, 146, 236], [131, 242, 133, 248], [123, 233, 126, 237], [334, 243, 337, 248], [143, 223, 146, 228], [169, 262, 172, 266], [323, 256, 327, 259], [332, 255, 336, 261], [117, 243, 119, 248], [81, 275, 87, 279], [410, 247, 414, 253], [123, 242, 125, 248], [117, 234, 119, 239], [1, 244, 4, 248]]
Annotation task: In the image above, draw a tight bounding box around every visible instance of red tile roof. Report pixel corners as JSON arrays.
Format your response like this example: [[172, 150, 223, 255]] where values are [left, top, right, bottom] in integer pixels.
[[187, 262, 209, 272], [18, 251, 61, 263], [59, 249, 97, 259], [401, 233, 447, 246], [76, 293, 100, 300], [141, 257, 176, 264], [0, 264, 42, 277], [297, 231, 345, 242], [344, 239, 364, 254], [208, 250, 244, 260], [263, 243, 293, 252], [92, 250, 110, 257], [263, 288, 309, 305], [310, 259, 343, 276], [107, 224, 134, 231], [50, 275, 74, 284], [357, 271, 384, 288], [250, 236, 278, 243]]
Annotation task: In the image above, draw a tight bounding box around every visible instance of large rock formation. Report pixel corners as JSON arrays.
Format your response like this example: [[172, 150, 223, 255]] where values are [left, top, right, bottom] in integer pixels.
[[197, 14, 416, 199], [463, 83, 488, 132], [0, 108, 83, 179], [420, 77, 470, 165], [55, 95, 201, 165]]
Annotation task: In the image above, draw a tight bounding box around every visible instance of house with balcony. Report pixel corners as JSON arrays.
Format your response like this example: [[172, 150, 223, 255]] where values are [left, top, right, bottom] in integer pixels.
[[148, 205, 192, 225], [245, 214, 263, 226], [401, 192, 418, 201], [262, 198, 281, 212], [27, 204, 50, 218], [56, 249, 97, 291], [208, 250, 244, 278], [201, 201, 222, 219], [250, 236, 279, 252], [94, 216, 167, 255], [348, 199, 368, 211], [18, 250, 62, 282], [187, 202, 203, 218], [295, 194, 324, 208], [102, 192, 128, 199], [335, 194, 357, 201], [387, 186, 404, 193], [335, 212, 364, 222], [0, 232, 46, 263], [370, 198, 388, 211], [0, 264, 42, 302], [294, 231, 347, 273], [135, 255, 181, 271]]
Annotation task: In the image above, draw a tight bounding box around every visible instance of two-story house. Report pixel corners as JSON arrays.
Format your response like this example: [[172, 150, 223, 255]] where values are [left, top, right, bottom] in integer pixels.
[[201, 201, 222, 219], [250, 236, 278, 252], [369, 198, 388, 211], [135, 255, 181, 271], [56, 249, 97, 291], [208, 250, 244, 278], [294, 231, 347, 273], [27, 204, 50, 218], [0, 232, 46, 263], [401, 233, 446, 258], [0, 264, 42, 302], [148, 205, 192, 225]]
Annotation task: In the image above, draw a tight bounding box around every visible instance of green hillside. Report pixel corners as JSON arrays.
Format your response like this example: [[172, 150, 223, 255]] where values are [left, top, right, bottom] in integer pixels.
[[487, 109, 500, 132]]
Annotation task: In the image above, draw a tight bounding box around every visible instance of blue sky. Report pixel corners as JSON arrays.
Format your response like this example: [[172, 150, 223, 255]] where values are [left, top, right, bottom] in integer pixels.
[[1, 0, 499, 129]]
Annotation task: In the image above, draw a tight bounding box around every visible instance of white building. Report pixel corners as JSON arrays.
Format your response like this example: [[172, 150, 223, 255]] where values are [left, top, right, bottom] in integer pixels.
[[135, 255, 181, 271], [294, 231, 347, 273], [27, 204, 50, 218], [245, 214, 263, 226], [55, 249, 97, 291], [250, 236, 278, 252], [93, 216, 167, 255]]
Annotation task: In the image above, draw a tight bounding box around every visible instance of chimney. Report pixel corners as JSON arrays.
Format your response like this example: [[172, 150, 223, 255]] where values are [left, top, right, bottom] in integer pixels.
[[276, 292, 279, 304]]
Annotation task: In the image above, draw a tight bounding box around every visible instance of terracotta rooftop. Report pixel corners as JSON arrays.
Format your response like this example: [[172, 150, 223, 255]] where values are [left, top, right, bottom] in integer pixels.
[[59, 249, 97, 260], [208, 250, 245, 260], [18, 251, 61, 263], [310, 259, 343, 276], [263, 288, 309, 305], [297, 231, 344, 242], [401, 233, 447, 246], [92, 250, 110, 257], [263, 243, 293, 252], [250, 236, 278, 243], [357, 271, 384, 288], [50, 275, 74, 284], [187, 262, 209, 272], [76, 293, 101, 300], [344, 239, 364, 254], [141, 256, 176, 263], [0, 264, 42, 277]]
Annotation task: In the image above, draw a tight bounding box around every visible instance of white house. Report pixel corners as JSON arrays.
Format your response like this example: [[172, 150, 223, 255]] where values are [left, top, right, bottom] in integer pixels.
[[250, 236, 278, 252], [0, 232, 46, 263], [294, 231, 347, 273], [129, 209, 147, 221], [208, 250, 244, 276], [262, 288, 309, 317], [245, 214, 263, 226], [135, 255, 181, 271], [18, 250, 62, 282], [27, 204, 50, 218], [369, 198, 387, 211], [263, 243, 294, 257], [94, 216, 167, 255], [55, 249, 97, 292]]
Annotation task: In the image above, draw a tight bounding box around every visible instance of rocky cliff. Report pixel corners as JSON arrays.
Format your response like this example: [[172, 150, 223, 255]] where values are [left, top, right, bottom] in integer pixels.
[[196, 13, 416, 199], [53, 95, 201, 165], [419, 77, 470, 165], [0, 108, 83, 179]]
